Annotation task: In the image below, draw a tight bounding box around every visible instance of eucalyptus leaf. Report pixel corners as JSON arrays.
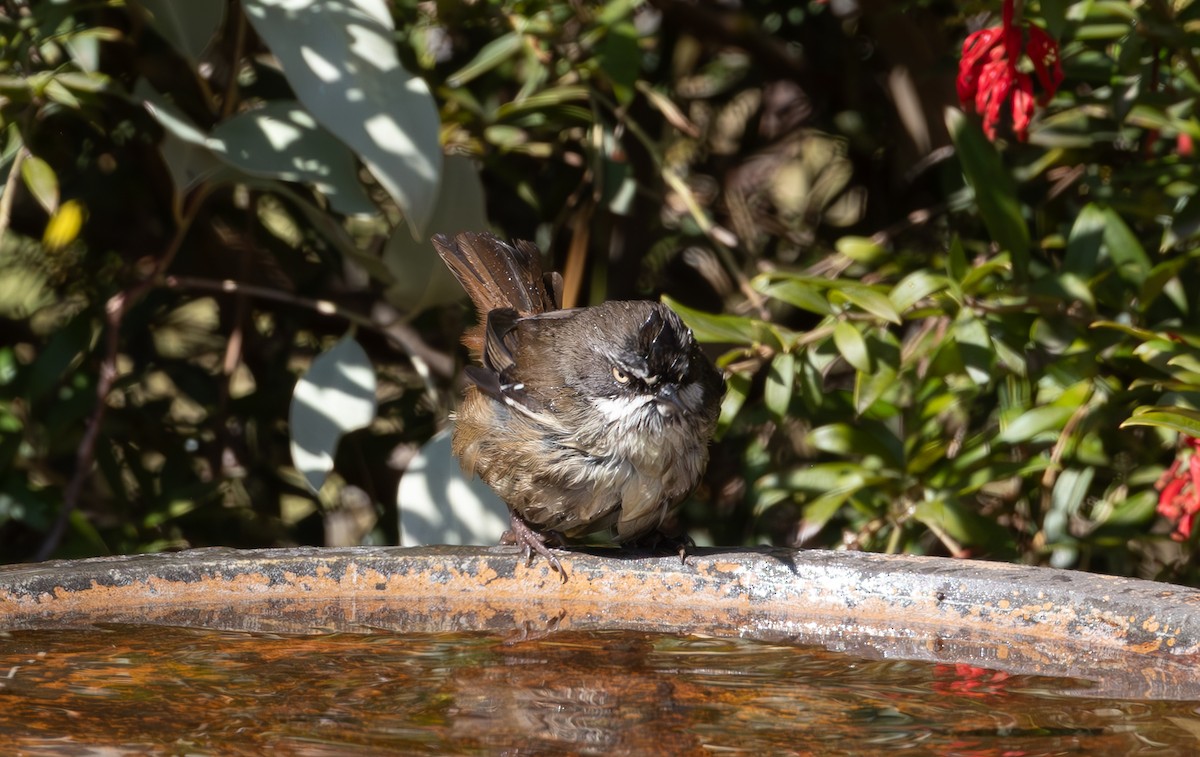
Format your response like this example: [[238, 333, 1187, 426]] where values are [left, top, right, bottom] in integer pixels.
[[131, 0, 226, 64], [289, 333, 378, 492], [383, 155, 489, 314], [397, 429, 508, 546], [211, 101, 377, 216], [242, 0, 442, 236]]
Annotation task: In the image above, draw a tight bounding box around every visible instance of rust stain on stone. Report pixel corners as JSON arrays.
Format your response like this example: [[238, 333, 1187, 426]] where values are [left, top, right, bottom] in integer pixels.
[[2, 546, 1199, 700]]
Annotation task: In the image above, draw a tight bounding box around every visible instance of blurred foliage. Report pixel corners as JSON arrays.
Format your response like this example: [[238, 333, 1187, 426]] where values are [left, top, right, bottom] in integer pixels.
[[1, 0, 1199, 586]]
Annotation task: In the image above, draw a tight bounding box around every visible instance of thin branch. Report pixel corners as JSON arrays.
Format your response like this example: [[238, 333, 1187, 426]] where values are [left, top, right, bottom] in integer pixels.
[[34, 186, 213, 561], [163, 274, 456, 379], [220, 1, 248, 119]]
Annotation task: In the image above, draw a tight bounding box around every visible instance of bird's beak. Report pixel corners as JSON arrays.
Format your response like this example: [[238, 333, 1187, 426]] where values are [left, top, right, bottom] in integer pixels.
[[655, 384, 685, 418]]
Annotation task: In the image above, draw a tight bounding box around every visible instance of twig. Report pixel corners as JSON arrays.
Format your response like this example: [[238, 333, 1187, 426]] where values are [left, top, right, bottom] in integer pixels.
[[33, 187, 212, 561], [1148, 0, 1200, 83], [33, 291, 125, 561], [590, 89, 766, 316], [220, 1, 248, 119], [164, 274, 455, 379], [560, 205, 592, 309]]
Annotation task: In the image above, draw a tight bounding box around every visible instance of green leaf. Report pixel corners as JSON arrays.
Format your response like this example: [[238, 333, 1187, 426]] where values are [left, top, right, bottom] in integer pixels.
[[1122, 406, 1200, 438], [833, 321, 871, 373], [959, 255, 1011, 294], [754, 278, 833, 316], [763, 462, 871, 493], [1100, 206, 1152, 287], [953, 315, 994, 385], [716, 371, 750, 438], [854, 362, 896, 416], [1100, 490, 1158, 526], [27, 312, 94, 403], [946, 235, 968, 283], [43, 79, 80, 108], [830, 283, 901, 324], [596, 20, 640, 105], [20, 155, 58, 214], [447, 31, 522, 87], [764, 352, 796, 420], [138, 86, 367, 269], [1063, 203, 1106, 277], [914, 497, 1013, 552], [945, 107, 1030, 279], [1089, 320, 1160, 341], [663, 296, 784, 348], [1142, 254, 1190, 314], [289, 332, 378, 492], [495, 86, 590, 120], [1164, 192, 1200, 249], [600, 124, 636, 215], [835, 236, 884, 263], [998, 404, 1075, 444], [889, 270, 950, 314], [242, 0, 442, 236], [808, 422, 904, 469], [990, 334, 1027, 377], [800, 490, 854, 530], [1045, 467, 1094, 568]]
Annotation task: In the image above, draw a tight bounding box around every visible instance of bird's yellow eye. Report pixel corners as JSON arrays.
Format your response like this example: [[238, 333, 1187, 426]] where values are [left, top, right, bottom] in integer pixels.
[[612, 366, 630, 384]]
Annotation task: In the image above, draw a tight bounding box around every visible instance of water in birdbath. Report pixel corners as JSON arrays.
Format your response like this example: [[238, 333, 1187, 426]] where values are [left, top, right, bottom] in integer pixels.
[[3, 625, 1198, 754]]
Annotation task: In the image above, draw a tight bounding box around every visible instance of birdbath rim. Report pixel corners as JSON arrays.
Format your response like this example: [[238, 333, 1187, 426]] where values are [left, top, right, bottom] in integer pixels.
[[2, 545, 1197, 700]]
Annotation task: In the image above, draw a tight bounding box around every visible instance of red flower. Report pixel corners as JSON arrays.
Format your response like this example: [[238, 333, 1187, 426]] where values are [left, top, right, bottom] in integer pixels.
[[957, 0, 1064, 141], [1155, 435, 1200, 541], [932, 663, 1013, 699]]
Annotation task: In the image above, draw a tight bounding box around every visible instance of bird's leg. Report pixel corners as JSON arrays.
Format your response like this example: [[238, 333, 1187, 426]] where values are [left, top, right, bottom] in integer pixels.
[[500, 512, 567, 582]]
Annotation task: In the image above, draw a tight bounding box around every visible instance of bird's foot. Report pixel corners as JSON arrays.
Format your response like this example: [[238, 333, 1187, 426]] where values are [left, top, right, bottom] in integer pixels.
[[500, 514, 568, 582], [629, 530, 695, 565]]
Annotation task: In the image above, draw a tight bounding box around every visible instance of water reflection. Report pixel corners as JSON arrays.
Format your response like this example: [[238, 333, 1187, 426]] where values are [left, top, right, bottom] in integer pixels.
[[1, 626, 1198, 755]]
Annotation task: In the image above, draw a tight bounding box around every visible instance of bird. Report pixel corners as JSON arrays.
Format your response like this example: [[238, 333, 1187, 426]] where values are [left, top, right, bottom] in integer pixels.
[[432, 231, 724, 578]]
